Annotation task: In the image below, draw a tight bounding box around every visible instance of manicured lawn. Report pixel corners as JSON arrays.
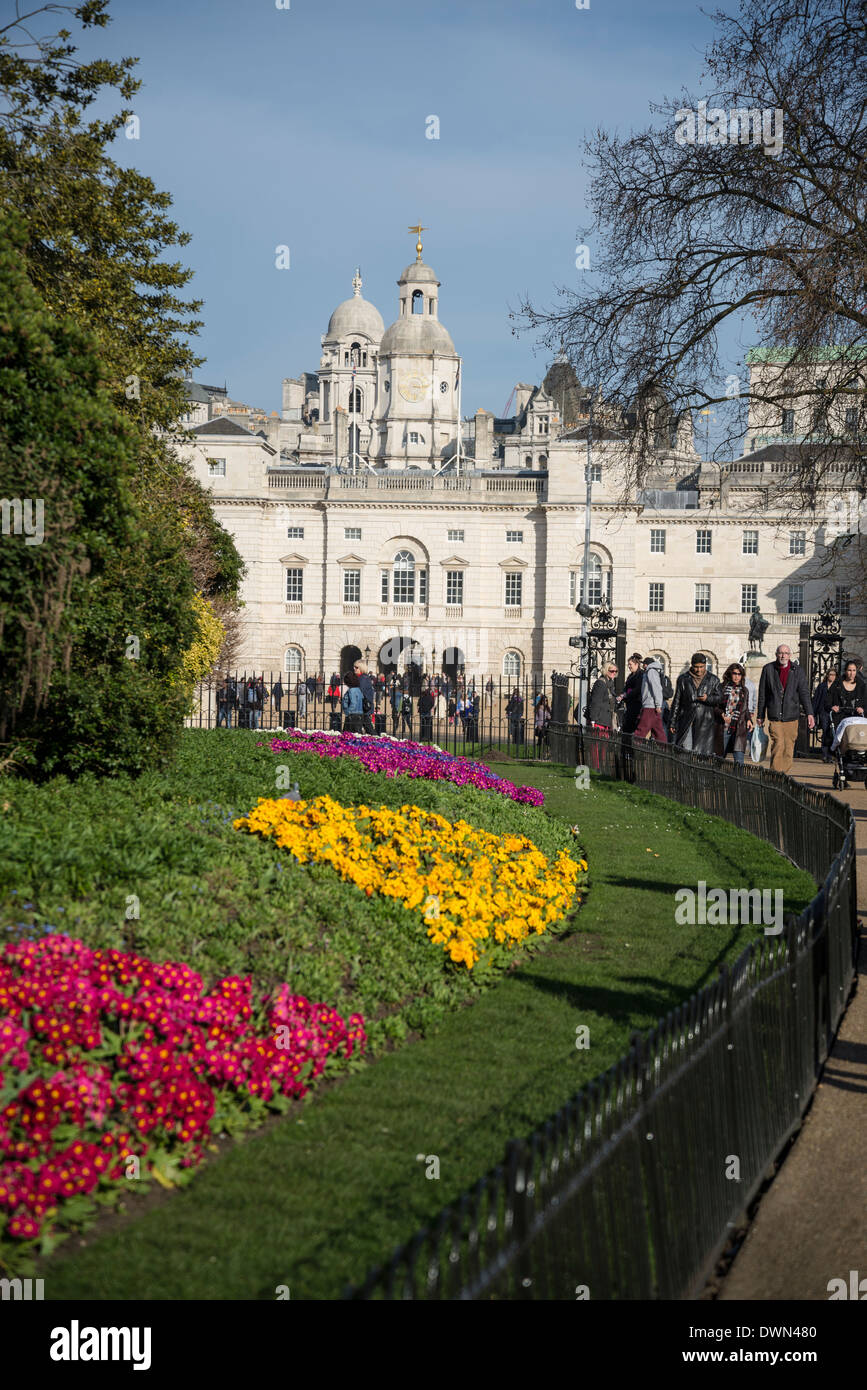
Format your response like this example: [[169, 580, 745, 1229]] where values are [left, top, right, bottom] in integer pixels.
[[16, 742, 814, 1300]]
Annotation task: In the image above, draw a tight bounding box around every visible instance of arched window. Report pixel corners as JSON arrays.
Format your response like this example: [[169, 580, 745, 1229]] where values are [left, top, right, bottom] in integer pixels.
[[587, 554, 612, 608], [411, 289, 424, 315], [524, 455, 532, 467], [349, 388, 362, 413], [538, 453, 548, 468], [393, 550, 416, 603], [284, 647, 303, 675], [503, 650, 522, 678]]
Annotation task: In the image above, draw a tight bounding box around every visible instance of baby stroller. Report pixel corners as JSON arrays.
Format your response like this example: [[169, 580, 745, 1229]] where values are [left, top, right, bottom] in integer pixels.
[[830, 710, 867, 790]]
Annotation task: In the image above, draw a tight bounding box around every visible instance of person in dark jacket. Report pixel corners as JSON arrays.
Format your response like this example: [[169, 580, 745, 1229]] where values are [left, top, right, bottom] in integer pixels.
[[812, 667, 838, 762], [506, 690, 524, 746], [418, 685, 435, 741], [271, 678, 284, 720], [353, 661, 377, 736], [669, 653, 722, 755], [756, 644, 815, 774], [714, 663, 753, 764], [616, 654, 644, 735], [587, 664, 618, 733], [828, 661, 866, 720]]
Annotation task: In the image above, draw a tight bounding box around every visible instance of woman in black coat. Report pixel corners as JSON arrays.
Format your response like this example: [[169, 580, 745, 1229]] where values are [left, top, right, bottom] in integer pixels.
[[669, 653, 722, 755], [587, 663, 618, 732], [616, 653, 644, 734]]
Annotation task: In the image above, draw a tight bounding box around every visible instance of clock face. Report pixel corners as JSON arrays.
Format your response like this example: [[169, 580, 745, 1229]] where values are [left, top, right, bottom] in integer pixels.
[[398, 373, 429, 403]]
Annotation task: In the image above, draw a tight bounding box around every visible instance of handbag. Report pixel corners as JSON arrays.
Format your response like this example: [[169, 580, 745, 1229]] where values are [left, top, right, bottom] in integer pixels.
[[362, 697, 372, 713], [749, 725, 769, 763]]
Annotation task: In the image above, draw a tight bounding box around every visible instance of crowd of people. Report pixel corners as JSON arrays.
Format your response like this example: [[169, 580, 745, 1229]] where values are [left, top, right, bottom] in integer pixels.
[[581, 647, 865, 775], [210, 647, 863, 775]]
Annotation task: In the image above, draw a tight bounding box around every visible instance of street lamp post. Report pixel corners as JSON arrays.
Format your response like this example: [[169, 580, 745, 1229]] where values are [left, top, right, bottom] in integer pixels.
[[578, 390, 595, 724]]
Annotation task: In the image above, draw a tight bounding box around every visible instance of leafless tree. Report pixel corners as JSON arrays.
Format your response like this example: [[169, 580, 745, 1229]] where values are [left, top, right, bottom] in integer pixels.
[[516, 0, 866, 510]]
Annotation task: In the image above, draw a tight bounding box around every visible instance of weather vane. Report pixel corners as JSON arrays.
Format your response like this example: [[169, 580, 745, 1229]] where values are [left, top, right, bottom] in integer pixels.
[[408, 223, 427, 262]]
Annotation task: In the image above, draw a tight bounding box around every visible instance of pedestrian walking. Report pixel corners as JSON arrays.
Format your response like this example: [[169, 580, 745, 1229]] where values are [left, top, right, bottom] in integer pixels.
[[669, 653, 721, 754], [756, 644, 815, 774], [296, 678, 307, 718], [216, 679, 231, 728], [828, 661, 866, 719], [390, 680, 403, 734], [354, 661, 377, 736], [616, 653, 644, 734], [506, 689, 524, 746], [715, 663, 753, 765], [271, 677, 284, 721], [812, 667, 838, 762], [534, 694, 551, 753], [418, 685, 435, 742], [327, 672, 342, 711], [633, 657, 668, 743], [341, 671, 365, 733]]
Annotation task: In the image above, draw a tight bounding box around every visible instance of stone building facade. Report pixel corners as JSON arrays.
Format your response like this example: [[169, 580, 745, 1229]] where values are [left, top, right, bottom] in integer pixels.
[[179, 240, 864, 683]]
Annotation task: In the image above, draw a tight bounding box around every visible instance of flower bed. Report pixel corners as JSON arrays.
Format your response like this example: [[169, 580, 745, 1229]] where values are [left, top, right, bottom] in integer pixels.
[[235, 795, 584, 970], [269, 730, 544, 806], [0, 936, 365, 1252]]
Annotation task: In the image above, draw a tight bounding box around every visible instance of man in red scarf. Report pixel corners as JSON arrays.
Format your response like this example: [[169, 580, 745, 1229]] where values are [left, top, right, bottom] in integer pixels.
[[757, 644, 814, 774]]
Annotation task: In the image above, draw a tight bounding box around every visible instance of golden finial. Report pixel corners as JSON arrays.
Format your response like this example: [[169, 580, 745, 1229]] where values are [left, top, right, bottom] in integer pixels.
[[408, 223, 427, 262]]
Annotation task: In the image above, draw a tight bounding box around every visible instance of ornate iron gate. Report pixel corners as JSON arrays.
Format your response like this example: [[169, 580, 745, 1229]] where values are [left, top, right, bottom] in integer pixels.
[[586, 605, 627, 691], [799, 598, 846, 750], [799, 598, 845, 691]]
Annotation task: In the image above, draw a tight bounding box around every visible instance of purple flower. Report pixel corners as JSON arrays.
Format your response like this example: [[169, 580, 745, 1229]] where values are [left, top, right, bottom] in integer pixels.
[[267, 732, 544, 806]]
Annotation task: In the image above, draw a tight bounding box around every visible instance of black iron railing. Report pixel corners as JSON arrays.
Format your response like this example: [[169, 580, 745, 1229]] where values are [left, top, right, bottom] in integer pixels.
[[344, 723, 857, 1300], [186, 670, 577, 760]]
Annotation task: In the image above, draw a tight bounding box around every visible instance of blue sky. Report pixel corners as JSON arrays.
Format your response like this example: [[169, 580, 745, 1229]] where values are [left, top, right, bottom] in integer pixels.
[[75, 0, 733, 424]]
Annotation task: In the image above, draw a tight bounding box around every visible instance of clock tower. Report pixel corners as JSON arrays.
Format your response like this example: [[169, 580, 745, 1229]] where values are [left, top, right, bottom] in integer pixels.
[[370, 229, 460, 470]]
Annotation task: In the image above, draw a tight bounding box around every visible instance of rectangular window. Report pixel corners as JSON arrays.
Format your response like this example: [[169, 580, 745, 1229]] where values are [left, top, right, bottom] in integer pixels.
[[393, 566, 414, 604], [285, 568, 303, 603], [286, 526, 304, 539], [589, 463, 602, 483], [446, 571, 464, 605], [845, 407, 858, 432], [381, 570, 388, 603], [409, 432, 420, 445], [447, 529, 465, 542], [782, 408, 795, 435], [418, 568, 427, 605], [741, 583, 758, 613], [344, 527, 361, 541], [650, 528, 666, 554], [207, 457, 226, 476], [506, 530, 524, 543], [505, 572, 523, 606], [694, 583, 711, 613], [742, 530, 758, 555], [569, 572, 577, 607], [696, 529, 712, 554], [789, 530, 806, 555], [835, 585, 851, 616], [343, 569, 360, 603], [787, 584, 804, 614], [648, 582, 665, 612]]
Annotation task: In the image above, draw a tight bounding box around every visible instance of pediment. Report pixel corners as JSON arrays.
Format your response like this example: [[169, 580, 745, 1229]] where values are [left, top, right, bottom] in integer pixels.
[[499, 556, 529, 568], [279, 552, 309, 565], [336, 553, 366, 566], [439, 554, 470, 567]]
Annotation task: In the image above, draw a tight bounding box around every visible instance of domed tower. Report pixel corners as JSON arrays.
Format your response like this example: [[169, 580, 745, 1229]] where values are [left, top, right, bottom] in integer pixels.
[[318, 269, 384, 464], [369, 228, 460, 470]]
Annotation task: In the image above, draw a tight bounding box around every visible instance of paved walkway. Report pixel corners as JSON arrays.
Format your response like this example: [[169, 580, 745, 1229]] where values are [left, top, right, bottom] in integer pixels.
[[718, 757, 867, 1301]]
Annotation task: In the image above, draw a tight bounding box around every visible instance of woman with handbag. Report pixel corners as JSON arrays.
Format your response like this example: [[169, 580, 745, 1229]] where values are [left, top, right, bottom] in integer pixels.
[[715, 663, 753, 765]]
